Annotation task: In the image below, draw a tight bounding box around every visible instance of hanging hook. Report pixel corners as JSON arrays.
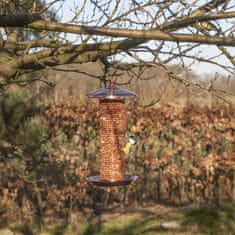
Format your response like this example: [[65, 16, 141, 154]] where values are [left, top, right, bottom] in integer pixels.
[[109, 80, 115, 96]]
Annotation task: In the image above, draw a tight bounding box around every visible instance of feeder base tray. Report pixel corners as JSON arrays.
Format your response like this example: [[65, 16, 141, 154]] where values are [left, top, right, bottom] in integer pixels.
[[87, 175, 138, 187]]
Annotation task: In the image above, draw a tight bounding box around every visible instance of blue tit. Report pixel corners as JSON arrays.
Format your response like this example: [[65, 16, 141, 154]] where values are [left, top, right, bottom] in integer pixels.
[[199, 21, 217, 31], [123, 136, 136, 156]]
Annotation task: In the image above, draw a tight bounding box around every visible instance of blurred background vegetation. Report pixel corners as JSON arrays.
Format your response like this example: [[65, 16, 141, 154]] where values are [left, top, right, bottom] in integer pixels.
[[0, 67, 234, 223]]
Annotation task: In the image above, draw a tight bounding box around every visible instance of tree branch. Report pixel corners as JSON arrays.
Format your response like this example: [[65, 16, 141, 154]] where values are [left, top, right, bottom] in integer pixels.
[[14, 21, 235, 47], [1, 17, 234, 47], [0, 0, 230, 80], [0, 39, 141, 78]]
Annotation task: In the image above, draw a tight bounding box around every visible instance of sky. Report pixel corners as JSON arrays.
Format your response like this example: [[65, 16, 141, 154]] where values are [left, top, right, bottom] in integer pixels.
[[51, 0, 234, 77]]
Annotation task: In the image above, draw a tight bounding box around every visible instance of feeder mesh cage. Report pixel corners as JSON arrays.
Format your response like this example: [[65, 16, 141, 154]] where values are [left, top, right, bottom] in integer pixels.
[[99, 99, 126, 181]]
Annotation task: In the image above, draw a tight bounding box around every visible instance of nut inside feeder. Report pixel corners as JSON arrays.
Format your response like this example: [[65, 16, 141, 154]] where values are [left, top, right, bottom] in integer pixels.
[[87, 82, 138, 186]]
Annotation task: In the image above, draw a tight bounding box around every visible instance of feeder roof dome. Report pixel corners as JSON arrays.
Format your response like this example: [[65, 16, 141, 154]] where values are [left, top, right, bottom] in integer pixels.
[[86, 86, 137, 100]]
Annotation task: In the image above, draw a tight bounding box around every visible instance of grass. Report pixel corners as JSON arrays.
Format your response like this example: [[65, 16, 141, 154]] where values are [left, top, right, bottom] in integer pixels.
[[183, 204, 235, 235], [1, 204, 234, 235], [81, 215, 162, 235]]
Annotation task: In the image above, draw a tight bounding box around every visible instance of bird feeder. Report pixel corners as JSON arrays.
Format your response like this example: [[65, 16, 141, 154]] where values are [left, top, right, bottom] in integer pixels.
[[86, 82, 138, 186]]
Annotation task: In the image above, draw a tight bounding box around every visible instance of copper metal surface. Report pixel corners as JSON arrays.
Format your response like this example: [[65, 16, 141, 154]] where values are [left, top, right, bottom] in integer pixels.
[[99, 99, 126, 181]]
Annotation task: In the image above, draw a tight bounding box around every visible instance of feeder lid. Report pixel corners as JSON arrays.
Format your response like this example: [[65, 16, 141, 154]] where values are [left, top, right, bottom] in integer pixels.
[[86, 85, 138, 100]]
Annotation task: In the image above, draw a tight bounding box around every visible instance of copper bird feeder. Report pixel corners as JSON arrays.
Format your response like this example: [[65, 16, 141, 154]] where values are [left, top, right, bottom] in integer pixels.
[[87, 82, 138, 186]]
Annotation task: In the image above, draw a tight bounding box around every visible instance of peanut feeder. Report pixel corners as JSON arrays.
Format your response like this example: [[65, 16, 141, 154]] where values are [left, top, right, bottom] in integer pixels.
[[86, 82, 138, 186]]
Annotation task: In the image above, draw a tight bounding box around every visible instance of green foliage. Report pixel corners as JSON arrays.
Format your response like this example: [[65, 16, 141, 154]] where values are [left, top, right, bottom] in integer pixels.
[[0, 90, 53, 223], [10, 223, 35, 235], [0, 90, 45, 158], [0, 0, 58, 20], [21, 121, 47, 154], [0, 0, 59, 42]]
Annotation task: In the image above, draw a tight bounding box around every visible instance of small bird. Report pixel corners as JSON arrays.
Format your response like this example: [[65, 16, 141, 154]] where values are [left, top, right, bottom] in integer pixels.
[[122, 136, 136, 156], [197, 21, 218, 32]]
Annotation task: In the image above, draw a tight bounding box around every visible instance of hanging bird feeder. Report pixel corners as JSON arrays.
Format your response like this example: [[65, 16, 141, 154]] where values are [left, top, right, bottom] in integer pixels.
[[86, 82, 138, 186]]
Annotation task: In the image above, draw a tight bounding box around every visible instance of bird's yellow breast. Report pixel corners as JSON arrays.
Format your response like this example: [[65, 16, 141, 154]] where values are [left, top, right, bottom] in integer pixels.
[[123, 142, 132, 156]]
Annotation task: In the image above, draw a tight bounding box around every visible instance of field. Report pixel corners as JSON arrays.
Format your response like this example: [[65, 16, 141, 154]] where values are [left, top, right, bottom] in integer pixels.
[[0, 90, 234, 234], [1, 204, 235, 234]]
